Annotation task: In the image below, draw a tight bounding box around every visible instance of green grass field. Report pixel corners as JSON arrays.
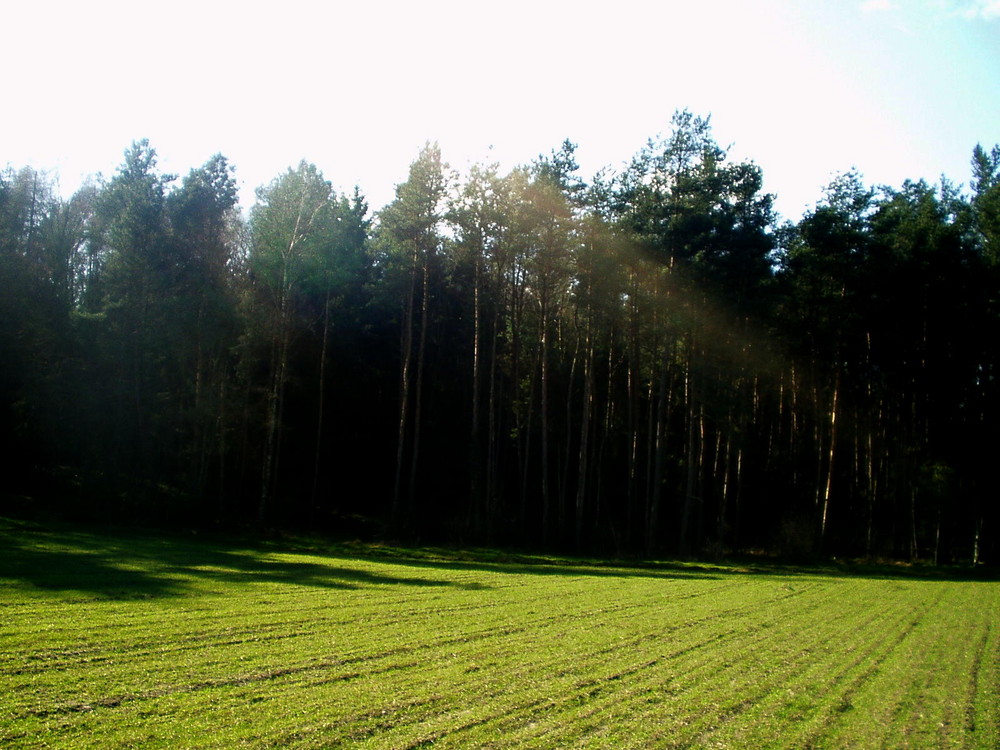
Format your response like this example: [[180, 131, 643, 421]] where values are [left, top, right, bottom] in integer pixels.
[[1, 519, 997, 749]]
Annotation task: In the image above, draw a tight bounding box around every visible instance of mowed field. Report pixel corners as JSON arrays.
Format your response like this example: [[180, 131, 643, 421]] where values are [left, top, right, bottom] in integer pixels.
[[1, 520, 997, 749]]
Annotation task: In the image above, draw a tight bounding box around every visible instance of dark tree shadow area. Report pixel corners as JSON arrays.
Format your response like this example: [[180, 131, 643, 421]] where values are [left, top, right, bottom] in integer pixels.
[[266, 533, 1000, 583], [1, 518, 993, 602], [0, 519, 493, 599]]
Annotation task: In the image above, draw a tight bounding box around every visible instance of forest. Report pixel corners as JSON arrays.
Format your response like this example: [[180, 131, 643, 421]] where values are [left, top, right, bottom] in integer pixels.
[[3, 111, 999, 564]]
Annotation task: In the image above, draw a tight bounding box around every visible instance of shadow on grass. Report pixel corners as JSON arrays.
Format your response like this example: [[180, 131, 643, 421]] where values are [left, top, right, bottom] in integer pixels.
[[330, 551, 726, 583], [290, 538, 999, 584], [2, 518, 992, 601], [0, 519, 493, 599]]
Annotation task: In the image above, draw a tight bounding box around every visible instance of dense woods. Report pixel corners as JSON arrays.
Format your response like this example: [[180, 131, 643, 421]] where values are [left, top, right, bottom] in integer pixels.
[[3, 114, 999, 563]]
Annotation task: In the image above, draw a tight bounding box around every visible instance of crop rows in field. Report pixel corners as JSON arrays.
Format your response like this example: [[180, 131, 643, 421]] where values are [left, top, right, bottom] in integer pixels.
[[1, 526, 997, 748]]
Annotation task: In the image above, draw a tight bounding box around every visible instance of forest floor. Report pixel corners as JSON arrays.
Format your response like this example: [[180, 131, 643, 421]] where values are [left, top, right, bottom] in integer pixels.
[[1, 517, 998, 749]]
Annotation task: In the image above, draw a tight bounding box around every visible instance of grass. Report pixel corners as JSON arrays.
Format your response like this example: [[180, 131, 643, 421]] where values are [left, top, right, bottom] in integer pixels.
[[1, 518, 997, 748]]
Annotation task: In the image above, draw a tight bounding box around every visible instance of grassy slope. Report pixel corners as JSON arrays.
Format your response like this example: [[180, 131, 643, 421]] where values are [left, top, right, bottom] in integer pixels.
[[0, 519, 997, 749]]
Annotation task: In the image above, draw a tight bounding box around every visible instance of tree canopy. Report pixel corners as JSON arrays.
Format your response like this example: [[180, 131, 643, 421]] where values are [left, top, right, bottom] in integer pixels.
[[2, 121, 998, 565]]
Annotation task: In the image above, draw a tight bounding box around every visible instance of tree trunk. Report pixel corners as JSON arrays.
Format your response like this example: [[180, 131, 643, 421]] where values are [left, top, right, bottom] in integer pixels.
[[485, 308, 501, 541], [540, 297, 551, 542], [818, 371, 840, 550], [575, 324, 594, 550], [392, 246, 418, 520], [679, 348, 701, 557], [468, 246, 483, 534], [560, 327, 580, 538], [311, 280, 333, 519], [646, 342, 672, 557], [408, 249, 431, 514], [258, 263, 291, 525]]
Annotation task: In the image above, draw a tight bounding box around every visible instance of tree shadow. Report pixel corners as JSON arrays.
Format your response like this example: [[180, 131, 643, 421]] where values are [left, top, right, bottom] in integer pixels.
[[5, 520, 989, 602], [259, 539, 728, 582], [0, 534, 183, 599], [162, 547, 489, 591], [290, 538, 998, 584], [0, 521, 489, 599], [349, 555, 724, 582]]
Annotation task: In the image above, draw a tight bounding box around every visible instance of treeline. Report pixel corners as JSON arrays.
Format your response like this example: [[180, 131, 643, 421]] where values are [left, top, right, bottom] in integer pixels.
[[3, 112, 999, 563]]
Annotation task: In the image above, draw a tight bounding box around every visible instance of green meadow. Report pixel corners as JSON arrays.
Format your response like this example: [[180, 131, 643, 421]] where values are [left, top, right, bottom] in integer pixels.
[[1, 519, 997, 749]]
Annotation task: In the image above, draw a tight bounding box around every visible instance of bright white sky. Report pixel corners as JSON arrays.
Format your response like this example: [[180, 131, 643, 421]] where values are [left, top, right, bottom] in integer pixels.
[[6, 0, 999, 221]]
